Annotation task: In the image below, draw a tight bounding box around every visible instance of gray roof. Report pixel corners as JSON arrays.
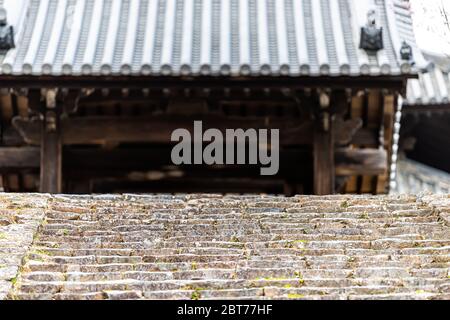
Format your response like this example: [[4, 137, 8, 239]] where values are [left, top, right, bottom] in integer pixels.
[[0, 0, 422, 77], [398, 1, 450, 107], [405, 64, 450, 106], [395, 158, 450, 194]]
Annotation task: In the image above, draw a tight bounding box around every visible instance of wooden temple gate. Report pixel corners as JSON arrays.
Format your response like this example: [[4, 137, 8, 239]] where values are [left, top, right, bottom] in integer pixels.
[[0, 0, 420, 195], [0, 76, 400, 195]]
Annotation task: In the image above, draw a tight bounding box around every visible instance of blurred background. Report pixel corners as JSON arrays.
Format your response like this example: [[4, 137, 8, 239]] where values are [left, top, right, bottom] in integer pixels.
[[0, 0, 449, 196]]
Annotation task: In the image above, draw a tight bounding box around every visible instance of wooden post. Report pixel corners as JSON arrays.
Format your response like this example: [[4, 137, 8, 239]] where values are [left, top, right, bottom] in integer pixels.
[[313, 91, 335, 195], [40, 90, 62, 193]]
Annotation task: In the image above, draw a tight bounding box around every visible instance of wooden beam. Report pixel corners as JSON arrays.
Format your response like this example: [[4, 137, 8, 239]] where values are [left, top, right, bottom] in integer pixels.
[[0, 94, 14, 121], [334, 117, 362, 146], [12, 115, 370, 147], [377, 94, 395, 194], [0, 145, 387, 176], [0, 75, 407, 90], [80, 94, 296, 105], [13, 115, 310, 145], [350, 128, 379, 146], [0, 145, 311, 175], [310, 90, 334, 196], [40, 109, 62, 193], [0, 147, 39, 169], [313, 113, 335, 195], [335, 148, 387, 176]]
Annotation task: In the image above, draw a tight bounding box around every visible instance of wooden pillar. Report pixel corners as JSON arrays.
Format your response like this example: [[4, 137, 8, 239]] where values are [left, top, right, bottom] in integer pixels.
[[313, 91, 335, 195], [40, 90, 62, 193]]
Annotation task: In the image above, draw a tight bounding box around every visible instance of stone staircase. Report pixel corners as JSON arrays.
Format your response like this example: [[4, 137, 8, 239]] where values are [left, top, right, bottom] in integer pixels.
[[0, 194, 449, 300]]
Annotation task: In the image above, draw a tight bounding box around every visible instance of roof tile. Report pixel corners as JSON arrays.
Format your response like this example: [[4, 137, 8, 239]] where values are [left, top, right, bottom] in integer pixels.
[[0, 0, 422, 77]]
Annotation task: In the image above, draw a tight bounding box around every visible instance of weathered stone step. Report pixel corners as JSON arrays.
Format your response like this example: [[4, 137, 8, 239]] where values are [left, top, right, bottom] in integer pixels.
[[26, 261, 237, 273], [43, 206, 436, 219], [33, 233, 448, 250], [28, 254, 244, 264], [29, 248, 446, 265], [35, 232, 443, 244], [15, 290, 449, 301], [39, 222, 437, 239], [27, 255, 144, 265], [347, 292, 447, 300], [29, 240, 450, 257], [44, 201, 433, 214], [12, 292, 106, 300], [33, 240, 247, 250], [22, 269, 237, 282], [22, 257, 448, 278], [36, 216, 445, 227], [16, 278, 443, 298], [29, 247, 245, 257], [260, 285, 442, 298], [24, 267, 436, 284]]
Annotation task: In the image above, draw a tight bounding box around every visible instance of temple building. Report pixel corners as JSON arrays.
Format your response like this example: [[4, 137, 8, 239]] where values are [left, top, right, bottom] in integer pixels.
[[0, 0, 425, 195], [394, 62, 450, 194]]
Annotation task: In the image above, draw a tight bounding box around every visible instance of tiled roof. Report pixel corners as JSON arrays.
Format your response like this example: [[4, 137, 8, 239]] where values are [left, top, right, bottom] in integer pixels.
[[0, 0, 422, 77], [399, 0, 450, 107], [405, 65, 450, 106], [1, 193, 449, 300]]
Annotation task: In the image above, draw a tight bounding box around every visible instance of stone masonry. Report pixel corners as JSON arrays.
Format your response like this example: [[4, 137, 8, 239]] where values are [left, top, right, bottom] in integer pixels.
[[0, 194, 47, 299], [0, 193, 449, 300]]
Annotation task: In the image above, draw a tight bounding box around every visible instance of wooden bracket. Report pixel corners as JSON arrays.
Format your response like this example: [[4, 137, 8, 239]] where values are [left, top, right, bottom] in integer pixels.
[[62, 89, 83, 115]]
